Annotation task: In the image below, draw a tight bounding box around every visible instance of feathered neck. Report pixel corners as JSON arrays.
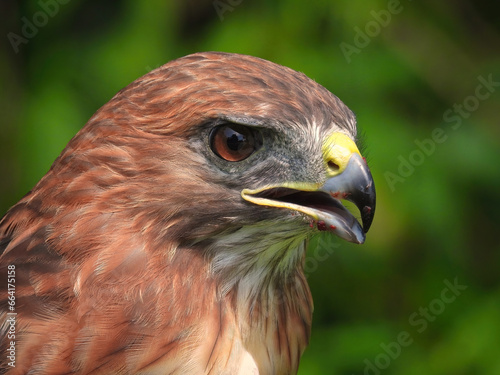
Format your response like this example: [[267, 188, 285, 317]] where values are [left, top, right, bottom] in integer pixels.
[[209, 220, 309, 295], [207, 220, 314, 374]]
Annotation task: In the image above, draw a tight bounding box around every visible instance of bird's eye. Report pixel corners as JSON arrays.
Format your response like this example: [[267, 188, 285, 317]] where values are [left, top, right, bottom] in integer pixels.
[[210, 124, 262, 162]]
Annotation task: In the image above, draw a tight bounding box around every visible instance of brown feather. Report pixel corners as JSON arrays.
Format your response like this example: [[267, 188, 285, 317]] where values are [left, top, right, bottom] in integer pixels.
[[0, 52, 357, 374]]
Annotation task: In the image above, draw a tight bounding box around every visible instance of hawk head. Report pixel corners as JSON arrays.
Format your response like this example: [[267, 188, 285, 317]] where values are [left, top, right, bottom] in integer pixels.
[[82, 51, 376, 295], [0, 52, 375, 374]]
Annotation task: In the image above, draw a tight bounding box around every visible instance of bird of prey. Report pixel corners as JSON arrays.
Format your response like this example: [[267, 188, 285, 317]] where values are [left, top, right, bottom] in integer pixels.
[[0, 52, 375, 374]]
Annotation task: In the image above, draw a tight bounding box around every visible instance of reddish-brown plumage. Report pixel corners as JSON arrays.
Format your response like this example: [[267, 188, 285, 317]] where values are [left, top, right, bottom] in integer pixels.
[[0, 52, 371, 374]]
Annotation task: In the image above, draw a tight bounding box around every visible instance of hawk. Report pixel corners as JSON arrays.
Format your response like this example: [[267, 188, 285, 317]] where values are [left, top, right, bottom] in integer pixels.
[[0, 52, 375, 374]]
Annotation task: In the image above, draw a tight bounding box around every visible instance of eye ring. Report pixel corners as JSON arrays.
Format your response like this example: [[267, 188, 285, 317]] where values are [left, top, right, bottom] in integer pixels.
[[209, 123, 263, 162]]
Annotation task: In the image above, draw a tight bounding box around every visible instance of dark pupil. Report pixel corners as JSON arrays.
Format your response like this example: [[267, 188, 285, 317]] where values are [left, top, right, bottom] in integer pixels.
[[210, 123, 261, 162], [225, 128, 246, 151]]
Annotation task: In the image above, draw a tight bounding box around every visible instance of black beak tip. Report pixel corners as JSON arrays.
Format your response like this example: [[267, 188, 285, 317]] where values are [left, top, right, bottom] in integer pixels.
[[361, 204, 375, 233], [361, 183, 376, 233]]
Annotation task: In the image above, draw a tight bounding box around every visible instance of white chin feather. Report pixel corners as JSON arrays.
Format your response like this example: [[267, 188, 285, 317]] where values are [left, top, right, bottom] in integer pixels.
[[209, 219, 309, 297]]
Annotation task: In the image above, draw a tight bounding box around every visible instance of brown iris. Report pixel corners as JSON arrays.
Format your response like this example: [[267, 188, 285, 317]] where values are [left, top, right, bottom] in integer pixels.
[[210, 124, 262, 162]]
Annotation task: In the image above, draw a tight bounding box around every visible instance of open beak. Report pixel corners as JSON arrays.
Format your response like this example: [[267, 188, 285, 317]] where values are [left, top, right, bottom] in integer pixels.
[[241, 133, 376, 244]]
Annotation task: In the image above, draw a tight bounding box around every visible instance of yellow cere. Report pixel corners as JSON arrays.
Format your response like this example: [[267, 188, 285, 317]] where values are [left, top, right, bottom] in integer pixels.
[[322, 132, 361, 177]]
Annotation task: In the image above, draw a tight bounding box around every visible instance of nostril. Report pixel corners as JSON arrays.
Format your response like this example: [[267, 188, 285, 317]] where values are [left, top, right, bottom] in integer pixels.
[[328, 160, 340, 172]]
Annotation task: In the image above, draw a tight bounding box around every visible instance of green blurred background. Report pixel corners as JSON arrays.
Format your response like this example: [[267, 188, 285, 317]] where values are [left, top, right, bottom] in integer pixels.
[[1, 1, 499, 374]]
